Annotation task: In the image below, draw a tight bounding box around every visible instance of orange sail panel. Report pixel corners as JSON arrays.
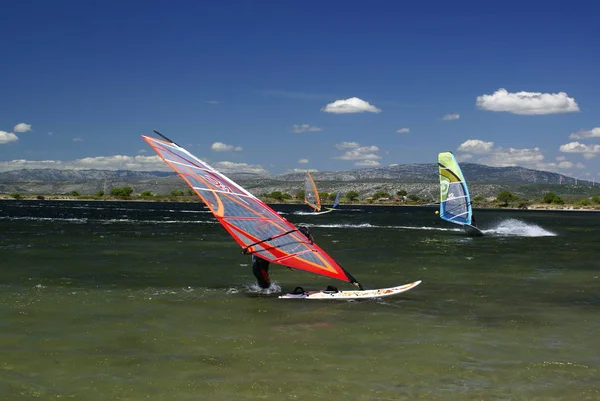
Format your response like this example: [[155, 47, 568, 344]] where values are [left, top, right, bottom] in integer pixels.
[[142, 135, 354, 283], [304, 171, 321, 212]]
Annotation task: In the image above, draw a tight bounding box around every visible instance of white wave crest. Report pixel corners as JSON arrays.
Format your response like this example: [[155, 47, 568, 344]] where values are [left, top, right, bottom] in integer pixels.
[[0, 216, 218, 225], [304, 222, 461, 232], [0, 216, 88, 223]]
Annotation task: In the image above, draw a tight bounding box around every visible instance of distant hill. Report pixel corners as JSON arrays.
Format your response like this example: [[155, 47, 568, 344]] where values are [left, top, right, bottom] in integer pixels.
[[0, 169, 175, 182], [0, 165, 597, 201], [278, 163, 583, 185]]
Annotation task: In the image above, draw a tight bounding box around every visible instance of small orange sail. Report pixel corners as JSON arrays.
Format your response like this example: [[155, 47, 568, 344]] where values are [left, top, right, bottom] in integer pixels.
[[304, 171, 321, 212]]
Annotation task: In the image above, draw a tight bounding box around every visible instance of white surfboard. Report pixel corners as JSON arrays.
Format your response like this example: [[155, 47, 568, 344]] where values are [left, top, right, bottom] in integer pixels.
[[278, 280, 421, 300], [309, 209, 334, 215]]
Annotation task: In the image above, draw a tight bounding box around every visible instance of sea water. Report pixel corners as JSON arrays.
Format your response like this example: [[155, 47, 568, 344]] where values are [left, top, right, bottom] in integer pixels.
[[0, 200, 598, 400]]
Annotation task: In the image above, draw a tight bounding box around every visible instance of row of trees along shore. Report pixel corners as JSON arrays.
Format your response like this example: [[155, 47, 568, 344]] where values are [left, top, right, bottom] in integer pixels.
[[4, 187, 600, 209]]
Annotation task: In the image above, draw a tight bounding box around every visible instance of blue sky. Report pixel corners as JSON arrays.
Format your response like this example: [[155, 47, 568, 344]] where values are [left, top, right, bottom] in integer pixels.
[[1, 0, 599, 180]]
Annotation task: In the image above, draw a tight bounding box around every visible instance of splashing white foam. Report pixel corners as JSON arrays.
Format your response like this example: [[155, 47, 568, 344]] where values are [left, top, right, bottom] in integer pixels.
[[246, 282, 282, 294], [483, 218, 556, 237]]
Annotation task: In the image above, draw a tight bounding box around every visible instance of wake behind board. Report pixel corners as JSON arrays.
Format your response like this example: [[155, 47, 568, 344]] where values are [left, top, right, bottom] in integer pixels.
[[279, 280, 421, 300]]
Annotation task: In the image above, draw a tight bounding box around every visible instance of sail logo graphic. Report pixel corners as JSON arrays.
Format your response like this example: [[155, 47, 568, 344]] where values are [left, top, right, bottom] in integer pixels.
[[205, 175, 233, 193], [440, 180, 449, 195]]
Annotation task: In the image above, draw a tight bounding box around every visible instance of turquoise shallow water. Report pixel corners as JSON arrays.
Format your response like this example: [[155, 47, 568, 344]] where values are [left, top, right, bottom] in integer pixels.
[[0, 200, 599, 400]]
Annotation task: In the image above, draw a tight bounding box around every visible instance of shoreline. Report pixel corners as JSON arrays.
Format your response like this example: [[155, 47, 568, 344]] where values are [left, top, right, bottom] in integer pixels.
[[1, 196, 599, 212]]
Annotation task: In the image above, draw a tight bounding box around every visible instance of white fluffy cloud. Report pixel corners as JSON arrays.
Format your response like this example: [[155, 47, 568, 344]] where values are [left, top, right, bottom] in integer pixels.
[[0, 131, 19, 145], [559, 142, 600, 154], [478, 147, 545, 167], [0, 155, 169, 172], [535, 160, 584, 172], [396, 128, 410, 134], [213, 161, 267, 174], [335, 142, 360, 149], [290, 168, 318, 173], [79, 155, 166, 170], [476, 88, 580, 115], [455, 153, 473, 162], [442, 113, 460, 121], [72, 137, 83, 142], [457, 139, 585, 173], [569, 127, 600, 140], [321, 97, 382, 114], [298, 158, 309, 164], [457, 139, 546, 168], [557, 161, 574, 169], [334, 141, 381, 166], [0, 154, 268, 174], [457, 139, 494, 154], [0, 124, 29, 144], [14, 123, 32, 133], [291, 124, 322, 133], [211, 142, 242, 152], [355, 160, 381, 167]]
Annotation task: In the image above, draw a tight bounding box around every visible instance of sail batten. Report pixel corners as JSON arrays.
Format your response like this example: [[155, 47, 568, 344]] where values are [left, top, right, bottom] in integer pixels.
[[193, 187, 253, 197], [438, 152, 473, 226], [143, 134, 358, 284]]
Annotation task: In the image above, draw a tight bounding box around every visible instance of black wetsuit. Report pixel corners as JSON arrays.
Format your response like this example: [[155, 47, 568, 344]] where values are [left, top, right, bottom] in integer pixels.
[[252, 254, 271, 289]]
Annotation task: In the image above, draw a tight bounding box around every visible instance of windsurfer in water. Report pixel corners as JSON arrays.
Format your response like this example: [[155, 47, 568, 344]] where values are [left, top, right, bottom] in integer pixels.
[[251, 225, 314, 289], [252, 254, 271, 289]]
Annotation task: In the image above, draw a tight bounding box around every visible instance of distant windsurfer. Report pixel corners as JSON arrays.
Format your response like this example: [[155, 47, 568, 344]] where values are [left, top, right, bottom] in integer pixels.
[[250, 225, 315, 289]]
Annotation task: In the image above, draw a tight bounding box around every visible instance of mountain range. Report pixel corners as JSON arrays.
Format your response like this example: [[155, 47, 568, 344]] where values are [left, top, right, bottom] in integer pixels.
[[0, 164, 597, 200]]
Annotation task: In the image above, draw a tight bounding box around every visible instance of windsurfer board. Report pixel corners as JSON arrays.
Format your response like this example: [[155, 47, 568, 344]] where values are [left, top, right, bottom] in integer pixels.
[[279, 280, 421, 300], [309, 209, 334, 215], [463, 224, 484, 237]]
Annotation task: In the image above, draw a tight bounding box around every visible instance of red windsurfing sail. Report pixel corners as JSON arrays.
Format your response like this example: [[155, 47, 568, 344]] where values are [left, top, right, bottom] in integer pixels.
[[142, 133, 360, 286]]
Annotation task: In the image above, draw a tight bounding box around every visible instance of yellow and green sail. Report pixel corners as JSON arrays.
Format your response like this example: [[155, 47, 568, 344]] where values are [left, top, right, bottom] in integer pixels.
[[438, 152, 473, 226]]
